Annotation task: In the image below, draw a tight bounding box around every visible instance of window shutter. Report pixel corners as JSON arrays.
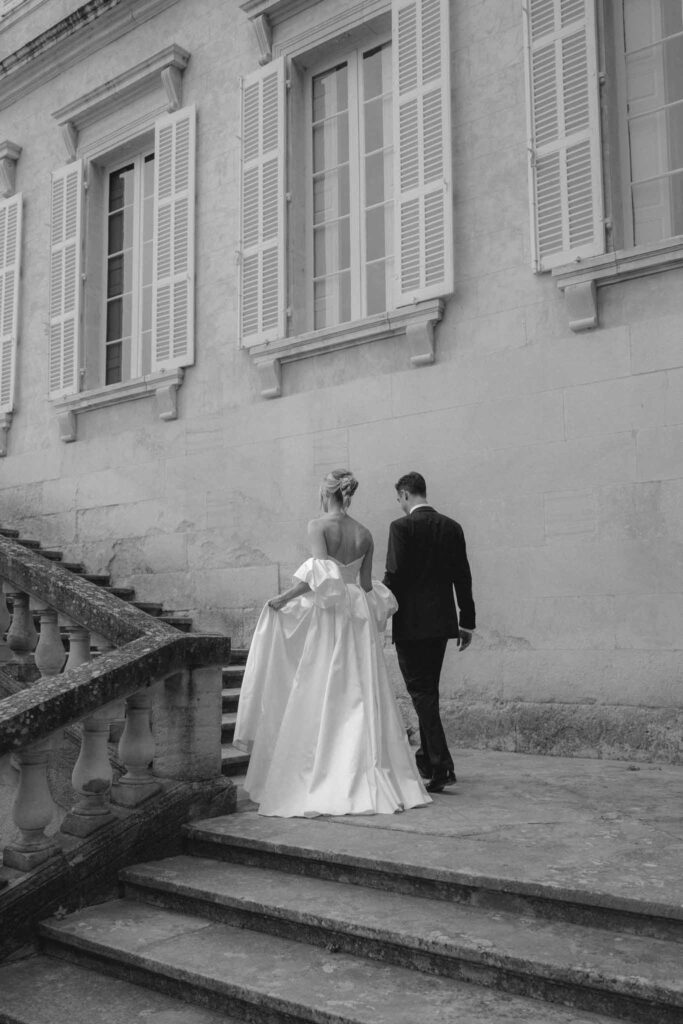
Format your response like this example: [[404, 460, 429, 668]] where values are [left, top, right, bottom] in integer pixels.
[[153, 105, 196, 371], [239, 57, 287, 348], [0, 193, 21, 415], [392, 0, 453, 307], [524, 0, 604, 270], [49, 162, 83, 399]]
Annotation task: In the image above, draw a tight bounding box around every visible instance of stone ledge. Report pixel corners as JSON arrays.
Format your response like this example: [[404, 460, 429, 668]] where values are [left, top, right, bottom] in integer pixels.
[[552, 237, 683, 332], [0, 774, 236, 960], [432, 700, 683, 764], [248, 300, 445, 398]]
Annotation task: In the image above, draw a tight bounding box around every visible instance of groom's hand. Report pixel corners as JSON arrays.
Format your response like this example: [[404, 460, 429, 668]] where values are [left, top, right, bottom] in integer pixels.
[[457, 629, 472, 651]]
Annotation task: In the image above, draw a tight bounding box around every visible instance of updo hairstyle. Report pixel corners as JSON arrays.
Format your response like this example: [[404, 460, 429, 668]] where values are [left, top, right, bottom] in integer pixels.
[[319, 469, 359, 510]]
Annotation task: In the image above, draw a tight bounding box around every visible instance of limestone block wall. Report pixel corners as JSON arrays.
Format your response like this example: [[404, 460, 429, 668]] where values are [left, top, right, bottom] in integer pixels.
[[0, 0, 681, 761]]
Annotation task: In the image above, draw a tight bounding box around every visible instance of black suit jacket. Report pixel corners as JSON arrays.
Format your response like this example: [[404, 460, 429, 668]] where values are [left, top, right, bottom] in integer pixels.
[[383, 506, 475, 643]]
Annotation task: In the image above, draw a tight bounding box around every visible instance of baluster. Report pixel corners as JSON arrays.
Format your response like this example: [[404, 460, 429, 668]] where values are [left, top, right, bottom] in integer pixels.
[[5, 589, 37, 665], [93, 633, 125, 743], [33, 604, 67, 677], [112, 689, 161, 807], [3, 739, 59, 871], [0, 581, 10, 659], [61, 625, 116, 837]]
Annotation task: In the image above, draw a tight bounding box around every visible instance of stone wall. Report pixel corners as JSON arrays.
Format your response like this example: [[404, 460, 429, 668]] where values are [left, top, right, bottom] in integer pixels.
[[1, 0, 681, 760]]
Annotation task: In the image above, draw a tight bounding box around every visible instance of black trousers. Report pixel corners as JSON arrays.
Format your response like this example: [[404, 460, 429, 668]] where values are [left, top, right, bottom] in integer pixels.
[[395, 637, 454, 778]]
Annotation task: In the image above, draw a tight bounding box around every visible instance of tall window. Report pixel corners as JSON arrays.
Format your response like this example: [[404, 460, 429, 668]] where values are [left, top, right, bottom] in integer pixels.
[[621, 0, 683, 245], [105, 152, 155, 384], [311, 41, 393, 330]]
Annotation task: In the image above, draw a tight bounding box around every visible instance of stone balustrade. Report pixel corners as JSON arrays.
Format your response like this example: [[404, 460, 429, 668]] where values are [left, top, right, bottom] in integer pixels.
[[0, 532, 230, 874]]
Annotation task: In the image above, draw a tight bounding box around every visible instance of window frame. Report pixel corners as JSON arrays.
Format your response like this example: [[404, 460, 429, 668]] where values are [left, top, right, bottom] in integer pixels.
[[303, 30, 394, 332], [239, 0, 453, 396], [101, 148, 156, 387]]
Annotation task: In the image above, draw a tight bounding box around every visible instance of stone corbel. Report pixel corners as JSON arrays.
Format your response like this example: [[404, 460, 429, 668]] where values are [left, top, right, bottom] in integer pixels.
[[154, 376, 182, 420], [160, 65, 182, 111], [561, 280, 598, 332], [255, 356, 282, 399], [252, 13, 272, 65], [61, 121, 79, 162], [0, 413, 12, 457], [58, 410, 77, 443], [0, 141, 22, 198], [406, 318, 436, 367]]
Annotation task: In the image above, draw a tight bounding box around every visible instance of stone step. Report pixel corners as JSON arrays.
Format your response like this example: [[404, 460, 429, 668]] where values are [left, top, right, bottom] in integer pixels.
[[39, 548, 64, 561], [122, 856, 683, 1023], [221, 711, 237, 741], [16, 537, 40, 549], [222, 665, 245, 685], [159, 615, 193, 632], [81, 573, 111, 586], [221, 744, 249, 777], [183, 816, 683, 944], [0, 527, 19, 537], [131, 601, 163, 616], [39, 898, 619, 1024], [0, 954, 238, 1024], [229, 647, 248, 665], [60, 561, 85, 573], [222, 686, 241, 711], [102, 585, 136, 601]]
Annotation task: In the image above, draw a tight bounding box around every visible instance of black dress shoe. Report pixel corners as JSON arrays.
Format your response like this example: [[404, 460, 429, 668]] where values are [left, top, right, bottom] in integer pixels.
[[425, 771, 457, 793]]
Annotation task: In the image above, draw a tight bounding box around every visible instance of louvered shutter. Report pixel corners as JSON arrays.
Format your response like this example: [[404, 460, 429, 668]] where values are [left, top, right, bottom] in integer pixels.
[[153, 105, 196, 371], [392, 0, 453, 306], [524, 0, 604, 270], [48, 161, 83, 397], [0, 194, 21, 415], [49, 162, 83, 399], [239, 57, 287, 348]]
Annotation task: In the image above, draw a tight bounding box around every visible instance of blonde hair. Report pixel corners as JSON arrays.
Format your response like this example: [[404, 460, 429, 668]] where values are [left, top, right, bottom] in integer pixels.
[[319, 469, 359, 510]]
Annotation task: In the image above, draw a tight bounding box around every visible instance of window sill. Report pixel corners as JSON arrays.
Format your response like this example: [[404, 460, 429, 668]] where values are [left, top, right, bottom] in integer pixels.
[[552, 237, 683, 332], [247, 299, 445, 398], [52, 368, 184, 442]]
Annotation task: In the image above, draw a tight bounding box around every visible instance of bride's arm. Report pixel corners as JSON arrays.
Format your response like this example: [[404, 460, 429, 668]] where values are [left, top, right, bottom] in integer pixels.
[[267, 518, 324, 610], [360, 537, 374, 593]]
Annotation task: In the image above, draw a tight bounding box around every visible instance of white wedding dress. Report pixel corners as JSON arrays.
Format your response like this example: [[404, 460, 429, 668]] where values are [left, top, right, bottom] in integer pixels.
[[233, 556, 431, 817]]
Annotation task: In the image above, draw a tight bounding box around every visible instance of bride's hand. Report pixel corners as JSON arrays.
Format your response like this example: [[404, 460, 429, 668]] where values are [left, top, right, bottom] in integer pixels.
[[268, 594, 289, 612]]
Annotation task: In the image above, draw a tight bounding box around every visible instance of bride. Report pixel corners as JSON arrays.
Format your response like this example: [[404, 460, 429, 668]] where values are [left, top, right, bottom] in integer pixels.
[[233, 469, 431, 817]]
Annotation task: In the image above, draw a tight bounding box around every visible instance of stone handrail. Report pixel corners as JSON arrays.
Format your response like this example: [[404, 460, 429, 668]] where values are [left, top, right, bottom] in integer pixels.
[[0, 531, 231, 875]]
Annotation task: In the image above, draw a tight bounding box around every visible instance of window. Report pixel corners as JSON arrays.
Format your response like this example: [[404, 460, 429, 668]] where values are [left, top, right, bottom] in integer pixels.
[[616, 0, 683, 247], [238, 0, 453, 355], [48, 106, 196, 402], [104, 152, 155, 385], [310, 41, 394, 329], [524, 0, 683, 271]]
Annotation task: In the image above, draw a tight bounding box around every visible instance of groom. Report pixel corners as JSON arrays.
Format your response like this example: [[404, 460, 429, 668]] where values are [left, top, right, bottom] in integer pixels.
[[383, 472, 475, 793]]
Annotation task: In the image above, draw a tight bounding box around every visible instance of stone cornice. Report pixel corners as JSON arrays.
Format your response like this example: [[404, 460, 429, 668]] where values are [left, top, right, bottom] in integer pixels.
[[0, 0, 183, 112]]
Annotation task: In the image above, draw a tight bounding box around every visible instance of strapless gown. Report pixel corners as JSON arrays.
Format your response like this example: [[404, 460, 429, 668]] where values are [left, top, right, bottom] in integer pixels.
[[233, 556, 431, 817]]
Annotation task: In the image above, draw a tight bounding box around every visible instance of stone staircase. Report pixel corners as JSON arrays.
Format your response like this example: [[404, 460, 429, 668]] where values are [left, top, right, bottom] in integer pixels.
[[0, 524, 249, 780], [0, 811, 681, 1023]]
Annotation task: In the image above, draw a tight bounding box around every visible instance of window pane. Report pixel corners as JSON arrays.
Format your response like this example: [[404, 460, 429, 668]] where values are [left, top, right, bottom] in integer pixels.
[[143, 153, 155, 198], [366, 259, 391, 315], [312, 64, 348, 122], [108, 164, 134, 212], [364, 96, 393, 153], [105, 342, 122, 385], [314, 271, 351, 330], [313, 111, 350, 172], [366, 204, 393, 263], [313, 165, 350, 224], [632, 169, 683, 242], [314, 220, 351, 277], [365, 150, 393, 206], [107, 206, 134, 255], [363, 44, 391, 100]]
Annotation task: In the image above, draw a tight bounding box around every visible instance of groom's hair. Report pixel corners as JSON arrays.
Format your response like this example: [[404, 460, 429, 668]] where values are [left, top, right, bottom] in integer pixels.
[[395, 472, 426, 497]]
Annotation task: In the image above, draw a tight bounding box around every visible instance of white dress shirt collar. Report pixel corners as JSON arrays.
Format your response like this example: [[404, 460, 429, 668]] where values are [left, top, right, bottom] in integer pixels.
[[409, 503, 432, 514]]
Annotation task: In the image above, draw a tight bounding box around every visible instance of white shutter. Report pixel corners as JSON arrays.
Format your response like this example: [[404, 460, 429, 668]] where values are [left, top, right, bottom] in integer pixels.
[[392, 0, 453, 306], [49, 162, 83, 400], [153, 105, 196, 371], [0, 193, 21, 414], [239, 57, 287, 348], [524, 0, 604, 270]]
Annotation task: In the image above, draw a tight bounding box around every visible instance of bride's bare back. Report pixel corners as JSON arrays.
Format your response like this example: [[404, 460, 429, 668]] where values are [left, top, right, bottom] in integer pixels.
[[308, 514, 374, 591]]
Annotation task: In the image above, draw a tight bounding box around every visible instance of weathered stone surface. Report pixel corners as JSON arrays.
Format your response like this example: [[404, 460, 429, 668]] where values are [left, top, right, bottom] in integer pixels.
[[0, 774, 236, 960]]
